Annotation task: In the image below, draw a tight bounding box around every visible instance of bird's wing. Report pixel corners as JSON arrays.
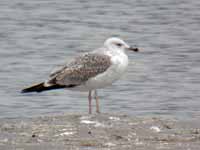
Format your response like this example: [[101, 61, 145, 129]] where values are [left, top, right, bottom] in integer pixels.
[[47, 53, 111, 86]]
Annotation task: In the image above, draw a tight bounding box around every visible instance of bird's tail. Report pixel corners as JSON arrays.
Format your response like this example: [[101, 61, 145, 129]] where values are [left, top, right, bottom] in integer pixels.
[[21, 82, 66, 93]]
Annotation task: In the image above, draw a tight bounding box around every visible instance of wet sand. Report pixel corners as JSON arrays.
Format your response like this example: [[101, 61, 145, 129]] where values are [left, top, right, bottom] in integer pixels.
[[0, 114, 200, 150]]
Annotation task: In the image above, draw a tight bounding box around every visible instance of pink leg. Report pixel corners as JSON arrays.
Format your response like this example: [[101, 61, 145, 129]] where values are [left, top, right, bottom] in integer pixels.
[[94, 90, 100, 113], [88, 90, 92, 114]]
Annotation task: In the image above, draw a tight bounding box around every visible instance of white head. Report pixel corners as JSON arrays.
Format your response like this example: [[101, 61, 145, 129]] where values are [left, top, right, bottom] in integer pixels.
[[104, 37, 139, 52]]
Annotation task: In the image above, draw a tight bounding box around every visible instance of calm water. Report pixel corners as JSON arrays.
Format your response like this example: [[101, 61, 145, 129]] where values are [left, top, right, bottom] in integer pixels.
[[0, 0, 200, 119]]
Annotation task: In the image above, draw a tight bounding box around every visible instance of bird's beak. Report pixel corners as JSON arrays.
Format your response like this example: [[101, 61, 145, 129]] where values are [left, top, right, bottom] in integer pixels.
[[128, 46, 139, 52]]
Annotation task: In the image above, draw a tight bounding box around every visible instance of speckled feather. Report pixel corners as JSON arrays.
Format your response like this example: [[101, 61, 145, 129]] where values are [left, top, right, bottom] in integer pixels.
[[48, 53, 111, 86]]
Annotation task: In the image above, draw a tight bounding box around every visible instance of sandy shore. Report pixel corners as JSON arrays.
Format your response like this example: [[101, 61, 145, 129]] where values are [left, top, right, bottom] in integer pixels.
[[0, 113, 200, 150]]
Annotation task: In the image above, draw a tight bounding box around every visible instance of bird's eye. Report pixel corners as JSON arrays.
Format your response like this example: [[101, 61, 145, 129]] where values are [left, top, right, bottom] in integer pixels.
[[116, 43, 122, 47]]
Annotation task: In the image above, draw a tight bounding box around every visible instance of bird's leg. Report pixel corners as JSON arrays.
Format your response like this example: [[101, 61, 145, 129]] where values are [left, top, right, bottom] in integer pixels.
[[88, 90, 92, 114], [94, 90, 100, 113]]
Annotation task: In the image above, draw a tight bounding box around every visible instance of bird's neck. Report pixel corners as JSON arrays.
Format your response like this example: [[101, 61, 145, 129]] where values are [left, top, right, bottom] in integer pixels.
[[106, 45, 126, 55]]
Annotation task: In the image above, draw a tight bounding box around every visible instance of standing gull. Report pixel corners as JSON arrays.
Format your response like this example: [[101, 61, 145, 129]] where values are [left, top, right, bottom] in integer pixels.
[[22, 37, 139, 114]]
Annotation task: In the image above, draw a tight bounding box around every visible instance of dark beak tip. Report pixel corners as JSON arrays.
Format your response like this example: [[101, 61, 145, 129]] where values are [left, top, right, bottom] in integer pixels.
[[134, 48, 139, 52], [130, 47, 139, 52]]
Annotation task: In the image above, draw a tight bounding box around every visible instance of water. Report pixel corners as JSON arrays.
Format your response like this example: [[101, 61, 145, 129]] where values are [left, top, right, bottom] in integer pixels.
[[0, 0, 200, 119]]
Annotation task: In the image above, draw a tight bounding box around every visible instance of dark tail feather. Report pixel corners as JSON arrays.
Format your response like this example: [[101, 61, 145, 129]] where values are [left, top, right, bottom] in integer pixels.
[[21, 82, 67, 93]]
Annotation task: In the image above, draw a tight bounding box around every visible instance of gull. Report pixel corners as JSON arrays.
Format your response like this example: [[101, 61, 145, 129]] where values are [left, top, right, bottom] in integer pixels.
[[22, 37, 139, 114]]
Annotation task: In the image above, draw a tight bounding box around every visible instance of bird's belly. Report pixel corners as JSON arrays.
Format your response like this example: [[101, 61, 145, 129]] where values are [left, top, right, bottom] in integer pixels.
[[86, 70, 122, 89]]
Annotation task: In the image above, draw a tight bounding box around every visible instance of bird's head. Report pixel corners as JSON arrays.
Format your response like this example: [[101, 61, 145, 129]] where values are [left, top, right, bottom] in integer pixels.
[[104, 37, 139, 52]]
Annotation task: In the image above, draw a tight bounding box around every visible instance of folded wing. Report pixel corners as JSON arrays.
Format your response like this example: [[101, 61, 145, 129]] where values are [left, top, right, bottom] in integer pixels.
[[47, 53, 111, 87]]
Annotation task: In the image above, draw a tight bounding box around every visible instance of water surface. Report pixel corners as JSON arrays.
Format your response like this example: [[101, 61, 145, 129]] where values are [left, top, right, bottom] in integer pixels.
[[0, 0, 200, 118]]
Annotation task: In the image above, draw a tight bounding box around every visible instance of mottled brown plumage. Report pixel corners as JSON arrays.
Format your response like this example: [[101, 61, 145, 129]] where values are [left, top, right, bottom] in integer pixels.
[[48, 53, 111, 86]]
